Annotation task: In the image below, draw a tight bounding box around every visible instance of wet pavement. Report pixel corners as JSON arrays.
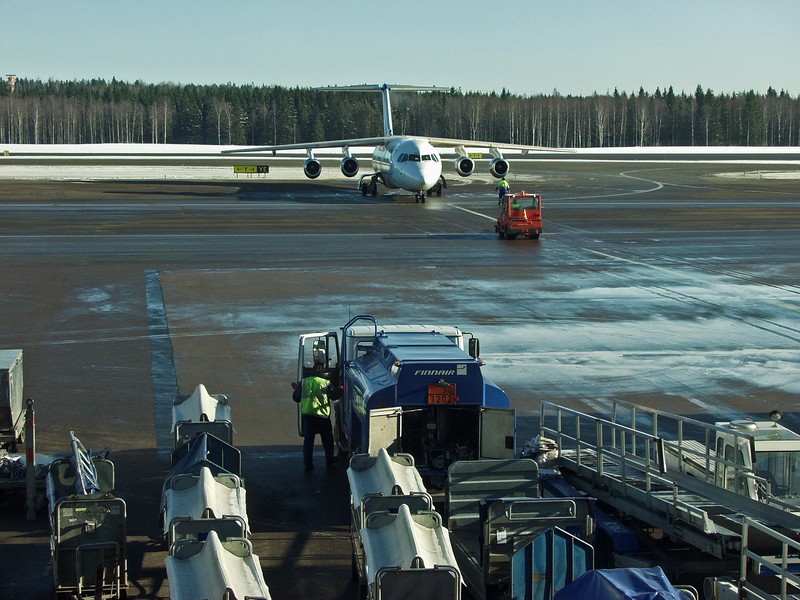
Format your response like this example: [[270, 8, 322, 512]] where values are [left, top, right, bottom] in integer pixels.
[[0, 159, 799, 598]]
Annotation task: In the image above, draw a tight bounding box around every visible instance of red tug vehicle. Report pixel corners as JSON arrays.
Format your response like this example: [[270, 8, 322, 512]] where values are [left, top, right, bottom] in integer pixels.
[[495, 192, 542, 240]]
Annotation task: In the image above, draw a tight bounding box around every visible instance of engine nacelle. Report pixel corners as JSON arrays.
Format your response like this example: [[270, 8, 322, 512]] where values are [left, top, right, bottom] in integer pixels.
[[304, 157, 322, 179], [454, 156, 475, 177], [490, 157, 510, 178], [340, 156, 359, 178]]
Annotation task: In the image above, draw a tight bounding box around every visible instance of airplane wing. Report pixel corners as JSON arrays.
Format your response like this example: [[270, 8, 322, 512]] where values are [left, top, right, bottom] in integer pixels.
[[221, 136, 572, 156], [424, 136, 574, 154], [221, 137, 391, 155]]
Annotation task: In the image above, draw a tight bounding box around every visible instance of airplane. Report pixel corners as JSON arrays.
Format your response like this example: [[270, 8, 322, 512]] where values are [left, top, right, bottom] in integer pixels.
[[222, 84, 565, 203]]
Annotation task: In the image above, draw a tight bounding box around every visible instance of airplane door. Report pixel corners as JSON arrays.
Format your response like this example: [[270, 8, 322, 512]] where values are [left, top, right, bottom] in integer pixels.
[[479, 407, 516, 459], [296, 331, 340, 436], [368, 407, 402, 456]]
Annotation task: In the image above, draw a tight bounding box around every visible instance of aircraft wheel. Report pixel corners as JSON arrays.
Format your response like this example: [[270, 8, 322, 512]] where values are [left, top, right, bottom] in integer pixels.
[[360, 183, 368, 196]]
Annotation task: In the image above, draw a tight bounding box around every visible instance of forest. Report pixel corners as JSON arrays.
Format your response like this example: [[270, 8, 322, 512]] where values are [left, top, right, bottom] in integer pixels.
[[0, 78, 797, 148]]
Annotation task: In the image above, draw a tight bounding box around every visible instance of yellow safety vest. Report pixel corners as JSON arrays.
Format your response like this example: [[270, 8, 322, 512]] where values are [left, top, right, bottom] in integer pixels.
[[300, 376, 330, 417]]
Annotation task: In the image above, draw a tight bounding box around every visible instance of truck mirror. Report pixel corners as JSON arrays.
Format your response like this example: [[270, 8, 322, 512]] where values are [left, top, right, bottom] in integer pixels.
[[468, 338, 480, 359]]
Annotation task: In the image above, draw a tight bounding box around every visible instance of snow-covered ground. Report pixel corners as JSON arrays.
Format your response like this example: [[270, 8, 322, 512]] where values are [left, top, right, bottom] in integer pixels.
[[1, 143, 799, 180]]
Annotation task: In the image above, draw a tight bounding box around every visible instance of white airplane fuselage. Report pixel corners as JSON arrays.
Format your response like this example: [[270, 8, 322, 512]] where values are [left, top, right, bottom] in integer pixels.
[[371, 136, 442, 192]]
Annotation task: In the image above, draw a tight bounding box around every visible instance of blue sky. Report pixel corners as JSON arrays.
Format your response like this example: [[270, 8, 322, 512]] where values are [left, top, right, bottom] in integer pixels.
[[4, 0, 798, 96]]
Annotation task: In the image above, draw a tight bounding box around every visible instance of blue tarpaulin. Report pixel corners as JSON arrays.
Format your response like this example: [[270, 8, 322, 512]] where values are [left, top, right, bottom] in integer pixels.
[[553, 567, 689, 600]]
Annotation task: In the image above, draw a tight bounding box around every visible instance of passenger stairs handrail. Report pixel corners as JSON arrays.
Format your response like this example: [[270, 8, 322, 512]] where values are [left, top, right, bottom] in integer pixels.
[[541, 402, 800, 534], [740, 517, 800, 599], [611, 399, 761, 487]]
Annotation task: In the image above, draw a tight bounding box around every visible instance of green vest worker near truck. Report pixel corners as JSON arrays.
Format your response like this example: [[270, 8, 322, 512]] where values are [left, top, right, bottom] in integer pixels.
[[292, 362, 336, 472], [497, 178, 510, 203]]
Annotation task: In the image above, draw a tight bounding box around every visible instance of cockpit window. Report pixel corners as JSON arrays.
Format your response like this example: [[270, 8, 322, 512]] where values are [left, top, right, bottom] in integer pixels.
[[408, 154, 420, 162], [398, 153, 408, 163], [421, 155, 431, 161]]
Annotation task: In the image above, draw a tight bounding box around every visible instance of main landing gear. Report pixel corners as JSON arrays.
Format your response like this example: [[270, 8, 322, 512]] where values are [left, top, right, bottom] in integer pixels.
[[360, 176, 379, 197]]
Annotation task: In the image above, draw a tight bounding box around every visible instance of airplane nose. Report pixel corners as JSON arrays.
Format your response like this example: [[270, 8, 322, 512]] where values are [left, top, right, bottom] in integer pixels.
[[419, 162, 442, 190], [422, 167, 439, 189]]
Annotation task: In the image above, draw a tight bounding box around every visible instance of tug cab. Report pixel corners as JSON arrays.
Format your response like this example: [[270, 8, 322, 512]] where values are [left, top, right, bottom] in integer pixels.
[[496, 192, 542, 239]]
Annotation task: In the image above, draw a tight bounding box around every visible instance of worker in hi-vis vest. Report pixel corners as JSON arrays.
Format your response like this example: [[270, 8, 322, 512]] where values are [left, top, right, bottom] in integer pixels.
[[497, 178, 510, 203], [292, 360, 336, 472]]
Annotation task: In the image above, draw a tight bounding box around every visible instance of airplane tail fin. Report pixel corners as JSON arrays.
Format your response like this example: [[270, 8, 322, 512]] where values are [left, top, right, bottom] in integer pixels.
[[315, 84, 445, 138]]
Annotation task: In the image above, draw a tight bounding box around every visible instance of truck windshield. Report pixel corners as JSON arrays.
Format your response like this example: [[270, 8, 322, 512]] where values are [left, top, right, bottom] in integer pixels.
[[756, 451, 800, 498], [511, 197, 539, 210]]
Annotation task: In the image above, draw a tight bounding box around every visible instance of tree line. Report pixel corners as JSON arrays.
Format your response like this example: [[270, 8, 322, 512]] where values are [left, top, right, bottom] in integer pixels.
[[1, 78, 797, 148]]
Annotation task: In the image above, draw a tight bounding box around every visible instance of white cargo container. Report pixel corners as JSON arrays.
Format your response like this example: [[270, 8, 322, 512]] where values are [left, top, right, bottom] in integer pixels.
[[0, 349, 24, 451]]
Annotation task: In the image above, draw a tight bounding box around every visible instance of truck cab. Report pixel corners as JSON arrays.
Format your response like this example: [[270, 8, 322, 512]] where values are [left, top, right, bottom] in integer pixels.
[[297, 316, 515, 479], [713, 415, 800, 502], [495, 192, 542, 240]]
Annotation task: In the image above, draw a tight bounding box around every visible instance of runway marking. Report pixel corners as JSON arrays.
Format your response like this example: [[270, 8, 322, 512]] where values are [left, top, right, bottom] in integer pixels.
[[584, 248, 800, 314], [145, 269, 178, 450], [582, 248, 716, 284], [447, 203, 496, 221]]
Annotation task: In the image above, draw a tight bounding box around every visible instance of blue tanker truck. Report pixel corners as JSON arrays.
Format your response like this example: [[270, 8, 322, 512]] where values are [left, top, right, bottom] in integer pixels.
[[296, 315, 515, 479]]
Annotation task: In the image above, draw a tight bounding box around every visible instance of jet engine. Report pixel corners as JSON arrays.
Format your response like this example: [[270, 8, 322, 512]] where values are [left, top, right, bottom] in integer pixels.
[[304, 157, 322, 179], [340, 156, 359, 178], [454, 156, 475, 177], [490, 157, 510, 178]]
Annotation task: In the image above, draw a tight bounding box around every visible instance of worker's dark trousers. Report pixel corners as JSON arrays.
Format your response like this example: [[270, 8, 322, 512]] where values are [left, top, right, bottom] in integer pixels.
[[302, 414, 335, 468]]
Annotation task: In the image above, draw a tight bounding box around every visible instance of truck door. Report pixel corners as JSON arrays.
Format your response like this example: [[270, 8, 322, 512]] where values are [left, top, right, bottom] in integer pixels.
[[479, 407, 516, 459], [296, 331, 340, 436], [368, 407, 402, 456]]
